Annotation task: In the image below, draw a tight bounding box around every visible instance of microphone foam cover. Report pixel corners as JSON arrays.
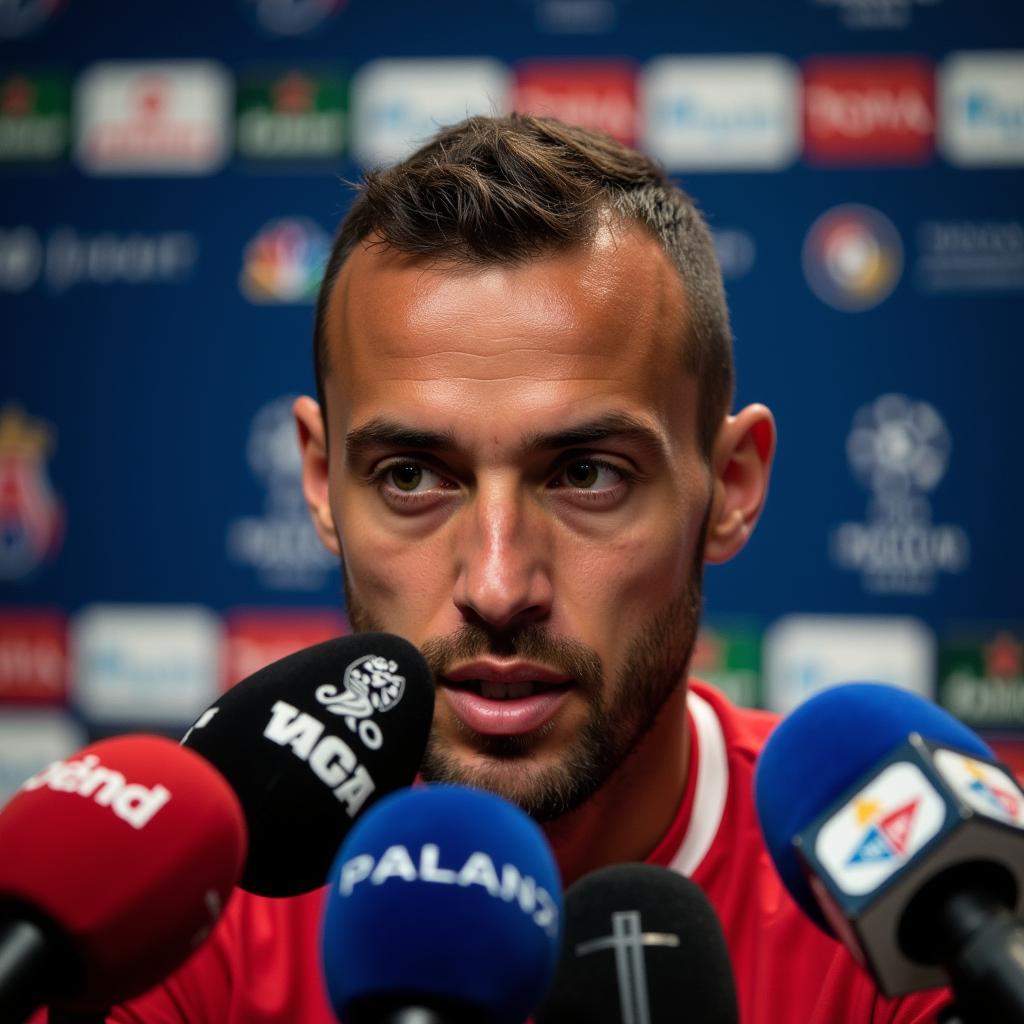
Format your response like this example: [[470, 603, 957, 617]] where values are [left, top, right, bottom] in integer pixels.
[[182, 632, 434, 896], [0, 735, 246, 1012], [754, 682, 993, 932], [535, 863, 737, 1024], [322, 785, 563, 1024]]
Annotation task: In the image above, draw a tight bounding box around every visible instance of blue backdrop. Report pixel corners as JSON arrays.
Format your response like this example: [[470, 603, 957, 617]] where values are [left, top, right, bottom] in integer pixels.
[[2, 0, 1022, 795]]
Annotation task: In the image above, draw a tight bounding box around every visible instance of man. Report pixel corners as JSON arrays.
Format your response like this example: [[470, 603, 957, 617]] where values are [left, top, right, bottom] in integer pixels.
[[109, 115, 949, 1022]]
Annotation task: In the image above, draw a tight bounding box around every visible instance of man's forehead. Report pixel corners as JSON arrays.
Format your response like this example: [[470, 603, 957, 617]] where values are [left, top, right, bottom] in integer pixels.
[[327, 221, 687, 373], [319, 223, 700, 454]]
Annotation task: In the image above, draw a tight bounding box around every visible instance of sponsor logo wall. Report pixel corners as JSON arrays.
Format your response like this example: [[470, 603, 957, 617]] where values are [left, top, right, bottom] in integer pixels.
[[2, 1, 1022, 784], [0, 72, 68, 163], [236, 68, 346, 163], [74, 62, 232, 176], [803, 56, 935, 165], [0, 53, 1022, 174]]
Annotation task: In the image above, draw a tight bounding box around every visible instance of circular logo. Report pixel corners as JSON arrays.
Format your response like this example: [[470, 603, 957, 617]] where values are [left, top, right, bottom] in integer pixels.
[[803, 204, 903, 312], [0, 0, 61, 39], [240, 217, 330, 304], [0, 227, 42, 292], [242, 0, 343, 35], [246, 394, 302, 483], [846, 393, 950, 497]]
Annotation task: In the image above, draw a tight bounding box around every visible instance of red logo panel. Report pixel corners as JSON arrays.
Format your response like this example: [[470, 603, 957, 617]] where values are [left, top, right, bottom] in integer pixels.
[[512, 60, 637, 145], [991, 739, 1024, 787], [803, 57, 935, 165], [223, 608, 349, 690], [0, 609, 67, 703]]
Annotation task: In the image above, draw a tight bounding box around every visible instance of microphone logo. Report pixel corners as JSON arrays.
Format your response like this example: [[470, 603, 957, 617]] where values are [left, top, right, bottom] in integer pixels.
[[814, 761, 946, 895], [316, 653, 407, 720], [20, 753, 172, 829], [575, 910, 679, 1024]]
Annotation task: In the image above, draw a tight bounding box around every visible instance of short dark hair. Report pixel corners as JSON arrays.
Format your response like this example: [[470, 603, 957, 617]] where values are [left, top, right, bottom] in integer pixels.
[[313, 113, 734, 455]]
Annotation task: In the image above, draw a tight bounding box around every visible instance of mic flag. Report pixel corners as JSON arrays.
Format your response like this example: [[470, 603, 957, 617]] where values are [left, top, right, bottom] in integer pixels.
[[182, 632, 435, 897], [0, 735, 246, 1018], [535, 863, 738, 1024], [321, 785, 563, 1024], [755, 682, 1024, 1012]]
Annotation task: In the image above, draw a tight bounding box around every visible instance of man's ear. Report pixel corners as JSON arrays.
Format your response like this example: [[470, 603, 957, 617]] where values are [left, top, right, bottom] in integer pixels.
[[293, 395, 341, 557], [704, 403, 776, 565]]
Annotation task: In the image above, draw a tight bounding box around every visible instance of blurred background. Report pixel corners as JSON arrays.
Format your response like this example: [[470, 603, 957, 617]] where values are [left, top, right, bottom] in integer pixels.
[[2, 0, 1022, 798]]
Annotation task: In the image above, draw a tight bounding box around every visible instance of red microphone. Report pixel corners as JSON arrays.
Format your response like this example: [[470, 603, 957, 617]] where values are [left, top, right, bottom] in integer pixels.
[[0, 735, 247, 1021]]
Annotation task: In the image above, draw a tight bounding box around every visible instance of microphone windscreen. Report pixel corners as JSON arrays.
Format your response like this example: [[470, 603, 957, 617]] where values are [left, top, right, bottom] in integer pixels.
[[0, 735, 246, 1012], [535, 863, 737, 1024], [322, 785, 562, 1024], [182, 632, 434, 896], [754, 682, 993, 931]]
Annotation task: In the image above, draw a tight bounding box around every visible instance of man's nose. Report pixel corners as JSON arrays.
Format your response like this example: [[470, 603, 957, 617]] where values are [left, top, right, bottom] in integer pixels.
[[452, 483, 553, 631]]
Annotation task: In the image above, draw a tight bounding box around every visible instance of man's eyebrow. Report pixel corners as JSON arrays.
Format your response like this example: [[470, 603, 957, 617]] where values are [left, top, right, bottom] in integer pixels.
[[344, 413, 667, 462], [523, 413, 667, 459], [344, 419, 458, 460]]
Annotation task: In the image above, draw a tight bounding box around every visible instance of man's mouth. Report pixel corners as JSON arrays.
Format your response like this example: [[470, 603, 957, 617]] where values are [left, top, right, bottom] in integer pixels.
[[443, 678, 572, 700], [439, 662, 574, 736]]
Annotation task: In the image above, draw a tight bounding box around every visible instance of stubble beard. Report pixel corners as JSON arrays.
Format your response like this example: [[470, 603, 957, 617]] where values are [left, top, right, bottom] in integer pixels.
[[344, 549, 706, 823]]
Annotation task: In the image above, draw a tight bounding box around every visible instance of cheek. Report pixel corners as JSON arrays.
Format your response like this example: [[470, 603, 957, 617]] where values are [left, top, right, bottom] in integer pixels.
[[560, 503, 703, 606], [335, 494, 454, 629]]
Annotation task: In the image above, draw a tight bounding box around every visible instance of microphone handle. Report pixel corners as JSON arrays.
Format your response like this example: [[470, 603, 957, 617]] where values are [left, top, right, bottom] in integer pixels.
[[345, 994, 490, 1024], [0, 918, 52, 1023], [376, 1012, 457, 1024], [941, 893, 1024, 1023]]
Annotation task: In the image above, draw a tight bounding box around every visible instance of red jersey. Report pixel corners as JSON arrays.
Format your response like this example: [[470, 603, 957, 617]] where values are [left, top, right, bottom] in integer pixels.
[[79, 682, 949, 1023]]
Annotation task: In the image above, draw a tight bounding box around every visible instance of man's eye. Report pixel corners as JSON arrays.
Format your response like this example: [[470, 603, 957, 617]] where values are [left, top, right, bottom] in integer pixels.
[[558, 459, 622, 491], [385, 463, 443, 493]]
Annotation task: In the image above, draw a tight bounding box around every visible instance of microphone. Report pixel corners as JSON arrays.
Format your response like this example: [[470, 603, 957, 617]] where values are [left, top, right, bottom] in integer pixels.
[[182, 632, 435, 897], [755, 682, 1024, 1020], [535, 863, 738, 1024], [321, 784, 562, 1024], [0, 735, 246, 1022]]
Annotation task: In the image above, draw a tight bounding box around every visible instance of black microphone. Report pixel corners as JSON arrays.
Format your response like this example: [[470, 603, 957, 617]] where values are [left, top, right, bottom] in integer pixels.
[[182, 632, 435, 897], [535, 863, 738, 1024], [755, 682, 1024, 1022]]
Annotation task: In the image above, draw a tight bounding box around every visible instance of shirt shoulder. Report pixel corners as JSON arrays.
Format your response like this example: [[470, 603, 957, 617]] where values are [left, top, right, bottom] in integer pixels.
[[689, 678, 779, 762], [109, 886, 336, 1024], [670, 681, 949, 1024]]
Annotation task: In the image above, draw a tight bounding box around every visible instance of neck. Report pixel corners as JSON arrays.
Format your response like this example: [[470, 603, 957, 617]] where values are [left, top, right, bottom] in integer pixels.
[[542, 682, 691, 888]]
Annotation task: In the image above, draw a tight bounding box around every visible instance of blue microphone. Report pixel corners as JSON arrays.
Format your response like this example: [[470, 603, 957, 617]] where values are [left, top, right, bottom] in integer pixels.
[[755, 682, 1024, 1020], [321, 785, 563, 1024]]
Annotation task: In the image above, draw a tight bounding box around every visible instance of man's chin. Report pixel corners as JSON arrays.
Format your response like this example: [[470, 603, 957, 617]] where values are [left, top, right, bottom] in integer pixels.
[[419, 739, 605, 823]]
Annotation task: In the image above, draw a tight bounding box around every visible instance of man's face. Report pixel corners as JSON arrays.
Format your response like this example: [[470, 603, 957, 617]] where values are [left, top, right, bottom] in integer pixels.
[[314, 222, 715, 820]]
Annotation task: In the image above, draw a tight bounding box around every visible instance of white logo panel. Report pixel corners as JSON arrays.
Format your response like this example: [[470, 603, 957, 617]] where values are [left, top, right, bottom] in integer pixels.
[[75, 61, 231, 175], [933, 749, 1024, 828], [939, 52, 1024, 166], [641, 56, 800, 171], [763, 615, 934, 715], [72, 604, 221, 724], [816, 762, 946, 896], [351, 59, 511, 167]]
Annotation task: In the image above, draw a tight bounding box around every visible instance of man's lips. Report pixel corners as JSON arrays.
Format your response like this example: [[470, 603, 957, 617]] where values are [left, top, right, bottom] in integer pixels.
[[440, 660, 574, 736]]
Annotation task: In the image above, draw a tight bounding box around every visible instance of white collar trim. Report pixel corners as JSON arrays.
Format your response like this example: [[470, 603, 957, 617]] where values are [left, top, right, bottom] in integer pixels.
[[667, 688, 729, 877]]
